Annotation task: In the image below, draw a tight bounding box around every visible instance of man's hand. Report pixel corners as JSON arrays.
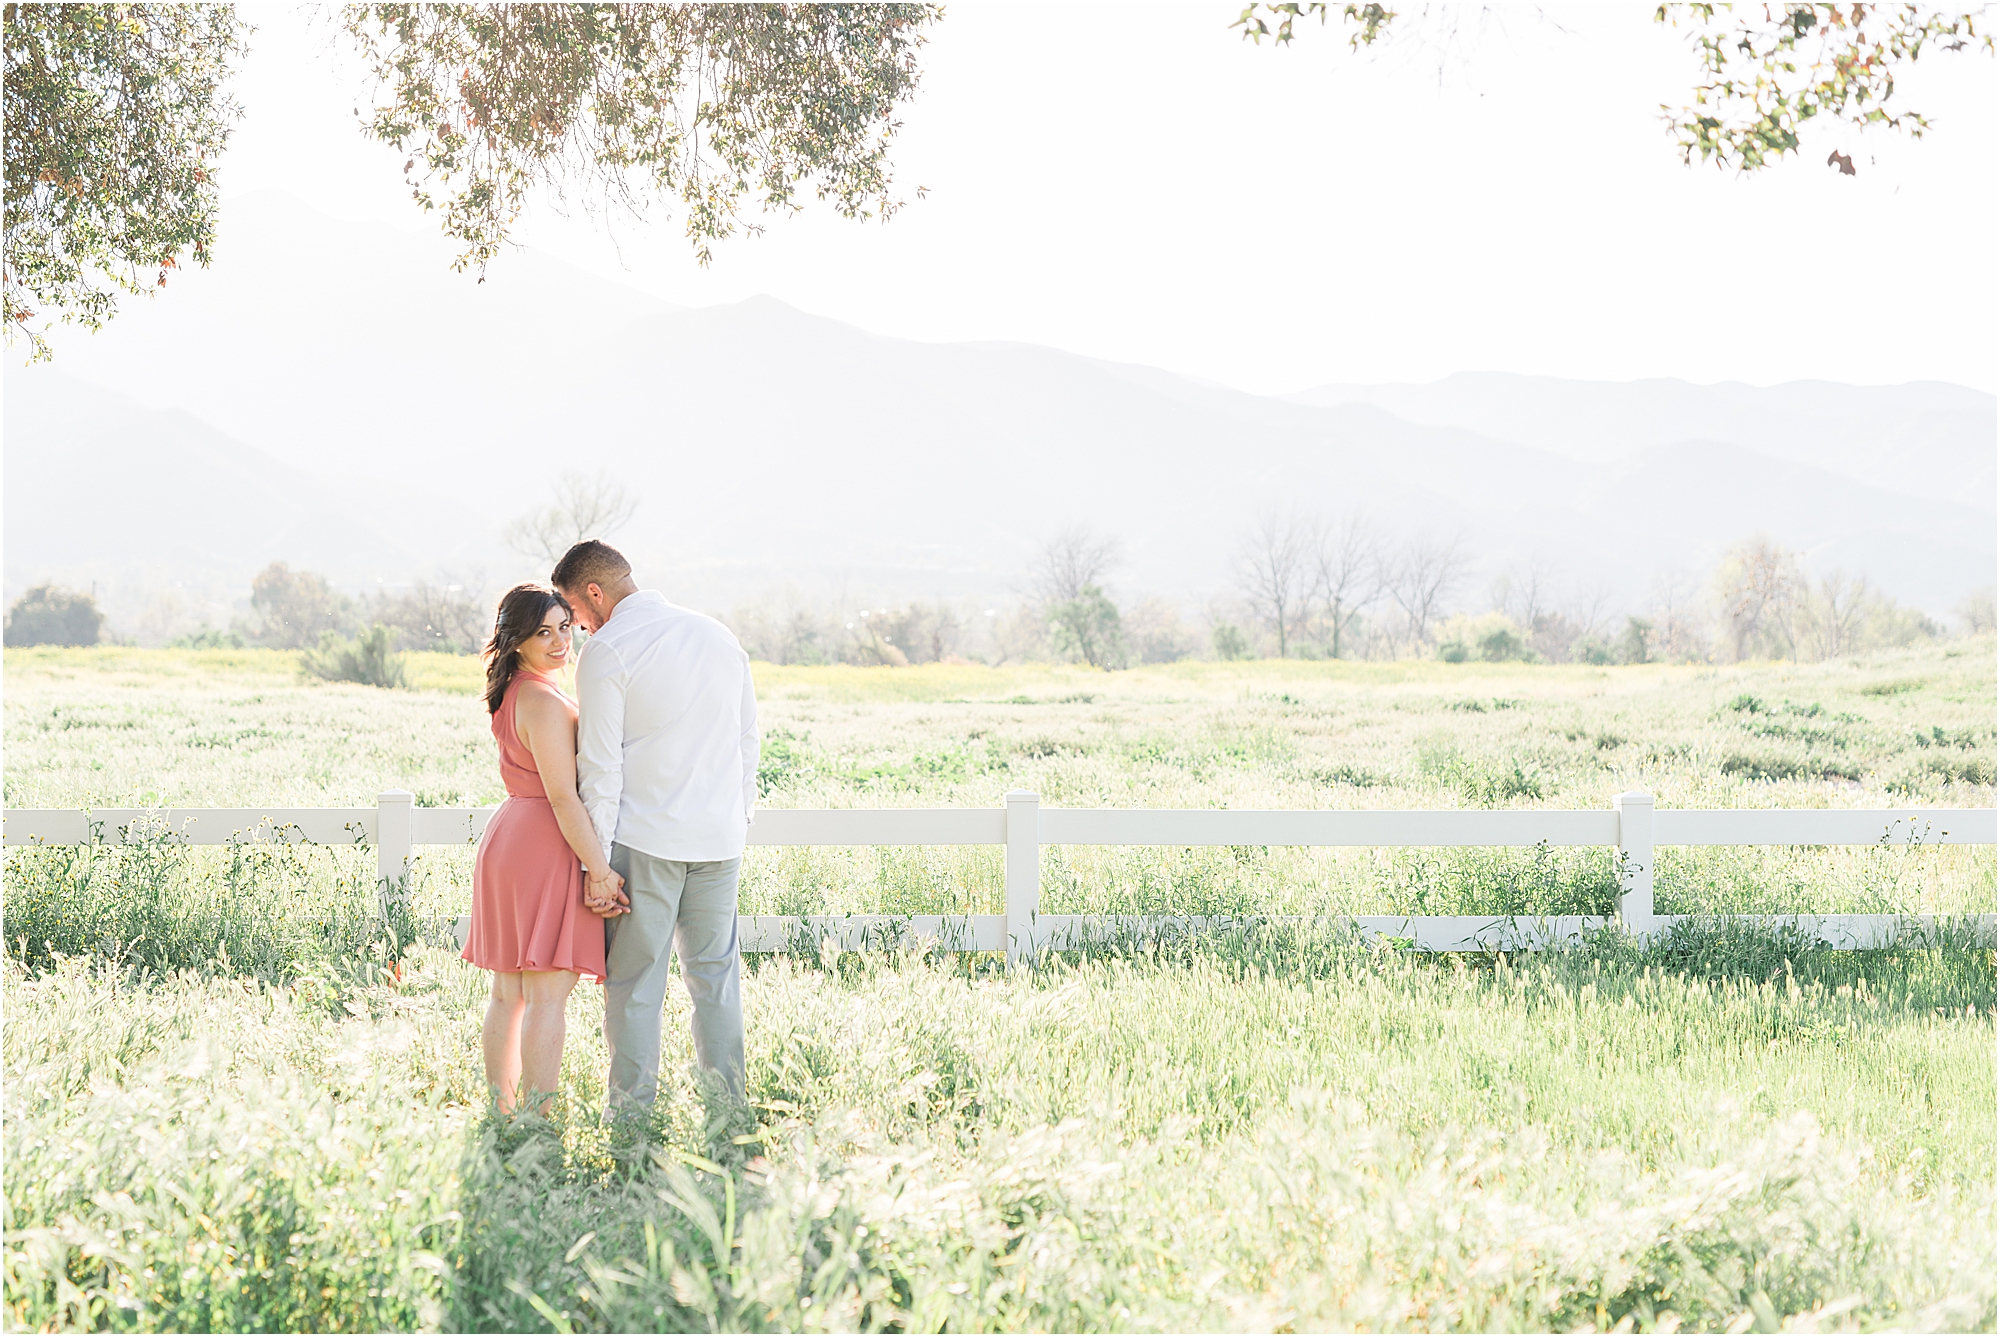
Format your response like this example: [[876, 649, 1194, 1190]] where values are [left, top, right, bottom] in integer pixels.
[[585, 867, 630, 917]]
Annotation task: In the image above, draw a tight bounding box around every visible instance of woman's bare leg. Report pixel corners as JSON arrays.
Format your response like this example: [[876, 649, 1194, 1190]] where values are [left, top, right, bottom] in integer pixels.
[[518, 969, 580, 1112], [484, 972, 526, 1113]]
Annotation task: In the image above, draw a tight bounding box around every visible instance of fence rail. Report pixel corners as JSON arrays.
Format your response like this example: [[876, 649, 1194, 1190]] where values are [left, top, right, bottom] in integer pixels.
[[5, 792, 1994, 960]]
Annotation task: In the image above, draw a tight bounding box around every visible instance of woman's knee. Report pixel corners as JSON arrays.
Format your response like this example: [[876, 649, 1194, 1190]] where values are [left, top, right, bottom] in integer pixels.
[[521, 969, 579, 1006], [489, 972, 525, 1003]]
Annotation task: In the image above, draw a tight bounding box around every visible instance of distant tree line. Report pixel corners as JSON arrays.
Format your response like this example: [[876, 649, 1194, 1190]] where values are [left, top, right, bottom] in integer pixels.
[[1, 472, 647, 656], [1213, 517, 1964, 668], [0, 564, 489, 655], [9, 516, 1992, 667], [720, 521, 1990, 671]]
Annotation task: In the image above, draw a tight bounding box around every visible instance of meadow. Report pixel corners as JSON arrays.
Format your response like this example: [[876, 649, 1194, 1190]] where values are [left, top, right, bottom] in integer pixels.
[[4, 642, 1996, 1332]]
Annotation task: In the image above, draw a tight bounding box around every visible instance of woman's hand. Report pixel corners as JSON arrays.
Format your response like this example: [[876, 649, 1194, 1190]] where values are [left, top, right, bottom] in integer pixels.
[[585, 866, 630, 917]]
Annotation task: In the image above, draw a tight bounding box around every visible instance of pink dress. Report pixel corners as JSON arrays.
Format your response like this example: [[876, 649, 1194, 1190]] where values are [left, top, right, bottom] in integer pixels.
[[462, 670, 606, 981]]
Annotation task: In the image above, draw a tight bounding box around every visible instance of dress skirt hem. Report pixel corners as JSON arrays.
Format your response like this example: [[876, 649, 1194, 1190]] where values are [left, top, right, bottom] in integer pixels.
[[462, 795, 606, 982]]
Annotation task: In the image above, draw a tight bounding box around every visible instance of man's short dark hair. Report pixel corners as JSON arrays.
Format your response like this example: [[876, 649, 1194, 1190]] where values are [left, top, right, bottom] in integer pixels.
[[550, 539, 633, 592]]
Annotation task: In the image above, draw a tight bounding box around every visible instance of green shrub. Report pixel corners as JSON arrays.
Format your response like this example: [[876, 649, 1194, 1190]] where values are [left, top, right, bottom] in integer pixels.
[[1720, 753, 1861, 783], [1616, 616, 1653, 665], [1312, 763, 1382, 788], [300, 624, 411, 688], [1886, 752, 1999, 793], [756, 728, 816, 798], [1433, 614, 1534, 663], [1477, 624, 1533, 662], [1419, 743, 1547, 806], [3, 583, 103, 647], [167, 628, 245, 649], [1572, 633, 1615, 665]]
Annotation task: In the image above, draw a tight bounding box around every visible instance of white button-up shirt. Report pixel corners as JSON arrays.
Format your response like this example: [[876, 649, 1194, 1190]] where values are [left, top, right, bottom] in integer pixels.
[[575, 590, 760, 862]]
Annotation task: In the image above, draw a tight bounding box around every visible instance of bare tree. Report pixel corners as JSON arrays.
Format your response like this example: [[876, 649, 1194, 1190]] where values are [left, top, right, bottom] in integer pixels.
[[1307, 514, 1379, 659], [1030, 524, 1121, 606], [1236, 513, 1312, 658], [1565, 586, 1617, 641], [1715, 536, 1802, 662], [1957, 585, 1997, 636], [1382, 533, 1468, 651], [1799, 569, 1872, 661], [1489, 558, 1554, 630], [988, 603, 1049, 666], [370, 573, 490, 653], [505, 471, 640, 567], [1647, 570, 1712, 663], [878, 600, 964, 664]]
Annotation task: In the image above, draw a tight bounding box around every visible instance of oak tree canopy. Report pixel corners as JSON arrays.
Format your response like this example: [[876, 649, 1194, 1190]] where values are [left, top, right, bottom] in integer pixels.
[[3, 3, 247, 358], [4, 2, 940, 356], [5, 3, 1988, 359], [1233, 3, 1993, 174], [341, 4, 941, 272]]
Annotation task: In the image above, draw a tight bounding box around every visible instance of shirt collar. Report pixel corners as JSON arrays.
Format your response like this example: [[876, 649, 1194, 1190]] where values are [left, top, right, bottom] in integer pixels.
[[602, 589, 667, 631]]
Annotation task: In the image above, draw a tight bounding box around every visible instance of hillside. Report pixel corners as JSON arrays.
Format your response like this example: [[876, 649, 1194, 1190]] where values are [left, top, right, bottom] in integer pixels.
[[5, 192, 1992, 633], [1290, 372, 1997, 510]]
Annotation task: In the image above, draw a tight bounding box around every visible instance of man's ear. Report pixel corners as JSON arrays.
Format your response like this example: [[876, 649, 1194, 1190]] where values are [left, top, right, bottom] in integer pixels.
[[585, 582, 603, 605]]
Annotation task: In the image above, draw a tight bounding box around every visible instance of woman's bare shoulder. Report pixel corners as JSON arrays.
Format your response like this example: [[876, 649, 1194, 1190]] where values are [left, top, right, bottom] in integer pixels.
[[514, 678, 575, 720]]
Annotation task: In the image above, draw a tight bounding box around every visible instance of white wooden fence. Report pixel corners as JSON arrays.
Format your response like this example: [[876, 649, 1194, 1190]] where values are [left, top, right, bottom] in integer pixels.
[[6, 791, 1993, 960]]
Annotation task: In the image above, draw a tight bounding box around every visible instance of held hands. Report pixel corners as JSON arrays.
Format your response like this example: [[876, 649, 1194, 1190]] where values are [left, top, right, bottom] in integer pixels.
[[585, 866, 631, 917]]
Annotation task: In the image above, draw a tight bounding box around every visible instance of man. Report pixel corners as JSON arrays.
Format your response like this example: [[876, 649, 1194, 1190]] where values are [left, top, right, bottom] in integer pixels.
[[551, 539, 759, 1111]]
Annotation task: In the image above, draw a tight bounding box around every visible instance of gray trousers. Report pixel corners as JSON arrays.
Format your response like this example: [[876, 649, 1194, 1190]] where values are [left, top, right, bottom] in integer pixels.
[[603, 845, 745, 1111]]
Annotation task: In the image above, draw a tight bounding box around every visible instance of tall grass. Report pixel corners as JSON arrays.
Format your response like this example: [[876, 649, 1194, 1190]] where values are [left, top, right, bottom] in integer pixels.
[[3, 835, 432, 987], [6, 935, 1993, 1332], [4, 643, 1993, 1331]]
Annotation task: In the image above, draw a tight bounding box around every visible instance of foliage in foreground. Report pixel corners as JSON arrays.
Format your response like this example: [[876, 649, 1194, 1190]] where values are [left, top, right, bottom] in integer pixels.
[[1233, 3, 1995, 175], [5, 930, 1994, 1333], [343, 4, 943, 270], [2, 2, 248, 358]]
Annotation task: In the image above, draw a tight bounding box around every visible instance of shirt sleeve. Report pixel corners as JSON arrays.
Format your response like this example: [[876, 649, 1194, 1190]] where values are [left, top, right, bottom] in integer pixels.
[[739, 653, 760, 826], [574, 635, 627, 858]]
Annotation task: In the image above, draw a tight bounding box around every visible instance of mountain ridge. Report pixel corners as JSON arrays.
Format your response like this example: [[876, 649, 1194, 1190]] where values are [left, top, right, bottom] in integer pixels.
[[6, 192, 1991, 637], [1287, 370, 1996, 509]]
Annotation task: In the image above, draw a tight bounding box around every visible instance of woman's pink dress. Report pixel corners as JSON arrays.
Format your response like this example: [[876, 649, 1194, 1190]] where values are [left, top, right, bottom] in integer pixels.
[[462, 670, 606, 981]]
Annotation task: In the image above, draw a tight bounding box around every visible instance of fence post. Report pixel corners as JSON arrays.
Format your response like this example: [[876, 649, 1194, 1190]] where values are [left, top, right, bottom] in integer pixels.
[[1005, 790, 1041, 966], [1613, 790, 1654, 937], [377, 789, 415, 917]]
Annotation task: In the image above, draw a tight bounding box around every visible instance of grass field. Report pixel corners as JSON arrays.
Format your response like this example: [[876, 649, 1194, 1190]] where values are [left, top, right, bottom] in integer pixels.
[[4, 643, 1996, 1331]]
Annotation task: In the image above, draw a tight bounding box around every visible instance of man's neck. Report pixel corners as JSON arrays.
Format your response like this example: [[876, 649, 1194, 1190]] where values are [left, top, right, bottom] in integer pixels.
[[597, 583, 640, 628]]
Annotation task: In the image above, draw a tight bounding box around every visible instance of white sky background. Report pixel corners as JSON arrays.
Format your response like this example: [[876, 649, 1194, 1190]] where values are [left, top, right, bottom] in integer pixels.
[[216, 3, 1997, 392]]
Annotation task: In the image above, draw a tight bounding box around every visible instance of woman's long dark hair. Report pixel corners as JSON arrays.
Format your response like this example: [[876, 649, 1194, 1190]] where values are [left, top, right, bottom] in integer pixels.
[[483, 584, 571, 715]]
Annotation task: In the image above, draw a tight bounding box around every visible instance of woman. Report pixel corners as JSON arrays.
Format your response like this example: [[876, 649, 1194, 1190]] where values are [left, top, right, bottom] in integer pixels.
[[462, 583, 625, 1114]]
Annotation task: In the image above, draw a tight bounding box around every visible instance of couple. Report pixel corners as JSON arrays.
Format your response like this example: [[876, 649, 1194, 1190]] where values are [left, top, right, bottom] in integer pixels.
[[460, 539, 759, 1116]]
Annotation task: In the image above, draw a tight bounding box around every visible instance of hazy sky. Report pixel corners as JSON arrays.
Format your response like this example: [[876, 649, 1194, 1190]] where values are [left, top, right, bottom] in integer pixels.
[[172, 4, 2000, 393]]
